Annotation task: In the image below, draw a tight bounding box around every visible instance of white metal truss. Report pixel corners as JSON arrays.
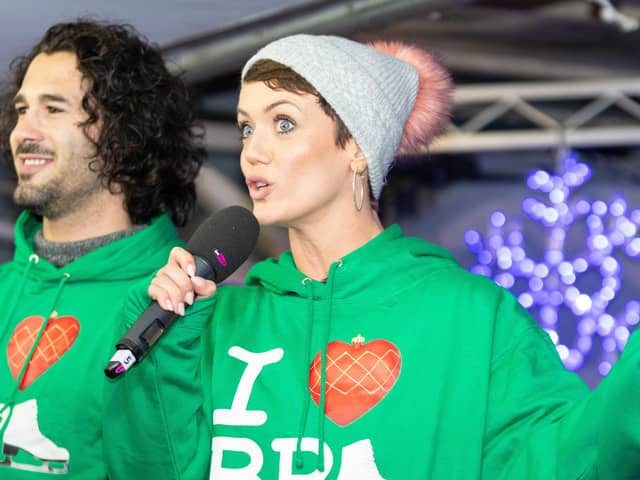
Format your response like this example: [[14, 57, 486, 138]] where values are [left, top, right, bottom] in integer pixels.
[[430, 77, 640, 153]]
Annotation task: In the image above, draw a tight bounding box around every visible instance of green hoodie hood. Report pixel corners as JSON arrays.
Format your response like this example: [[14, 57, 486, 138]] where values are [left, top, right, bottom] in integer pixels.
[[245, 224, 457, 301], [12, 211, 179, 283]]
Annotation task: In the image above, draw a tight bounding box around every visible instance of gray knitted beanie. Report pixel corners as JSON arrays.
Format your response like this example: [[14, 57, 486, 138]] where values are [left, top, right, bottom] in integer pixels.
[[242, 34, 452, 200]]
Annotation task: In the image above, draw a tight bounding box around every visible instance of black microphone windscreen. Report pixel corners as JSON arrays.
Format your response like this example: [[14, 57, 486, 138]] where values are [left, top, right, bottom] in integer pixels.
[[187, 206, 259, 283]]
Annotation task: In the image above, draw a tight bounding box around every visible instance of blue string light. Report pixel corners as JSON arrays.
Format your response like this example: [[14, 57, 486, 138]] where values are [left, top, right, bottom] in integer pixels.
[[465, 150, 640, 377]]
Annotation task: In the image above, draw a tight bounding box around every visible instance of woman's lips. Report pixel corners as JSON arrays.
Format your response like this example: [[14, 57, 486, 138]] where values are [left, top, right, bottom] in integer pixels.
[[247, 178, 273, 200]]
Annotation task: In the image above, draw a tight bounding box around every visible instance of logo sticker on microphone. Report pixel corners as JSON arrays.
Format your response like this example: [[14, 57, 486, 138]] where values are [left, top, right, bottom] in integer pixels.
[[214, 249, 228, 267]]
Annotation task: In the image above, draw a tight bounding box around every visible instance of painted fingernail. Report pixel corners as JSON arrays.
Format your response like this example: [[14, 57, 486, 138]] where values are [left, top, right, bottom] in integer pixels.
[[178, 302, 185, 316], [191, 276, 204, 287], [185, 291, 194, 305], [165, 300, 174, 311], [187, 264, 195, 277]]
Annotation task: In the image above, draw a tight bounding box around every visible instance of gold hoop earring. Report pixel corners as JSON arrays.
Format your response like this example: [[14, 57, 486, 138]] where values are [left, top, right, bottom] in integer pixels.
[[352, 170, 365, 212]]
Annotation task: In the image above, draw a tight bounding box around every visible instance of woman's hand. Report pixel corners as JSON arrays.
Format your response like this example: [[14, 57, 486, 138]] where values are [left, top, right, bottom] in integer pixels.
[[149, 246, 218, 316]]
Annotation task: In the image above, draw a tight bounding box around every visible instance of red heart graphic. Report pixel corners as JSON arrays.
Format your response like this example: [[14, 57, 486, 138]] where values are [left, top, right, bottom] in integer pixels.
[[309, 337, 401, 426], [7, 313, 80, 390]]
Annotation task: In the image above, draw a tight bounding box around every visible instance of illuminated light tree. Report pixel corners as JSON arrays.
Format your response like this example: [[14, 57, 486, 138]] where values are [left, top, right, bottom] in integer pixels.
[[465, 150, 640, 379]]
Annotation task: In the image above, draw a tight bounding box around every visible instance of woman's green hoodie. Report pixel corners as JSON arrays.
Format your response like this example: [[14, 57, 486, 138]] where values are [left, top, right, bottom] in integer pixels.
[[0, 211, 181, 478], [105, 225, 640, 479]]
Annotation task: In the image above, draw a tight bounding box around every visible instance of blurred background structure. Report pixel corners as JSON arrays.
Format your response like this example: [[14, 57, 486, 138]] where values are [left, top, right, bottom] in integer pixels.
[[1, 0, 639, 386]]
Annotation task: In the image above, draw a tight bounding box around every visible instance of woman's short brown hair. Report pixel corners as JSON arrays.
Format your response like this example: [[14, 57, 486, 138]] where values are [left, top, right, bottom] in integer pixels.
[[243, 59, 352, 149]]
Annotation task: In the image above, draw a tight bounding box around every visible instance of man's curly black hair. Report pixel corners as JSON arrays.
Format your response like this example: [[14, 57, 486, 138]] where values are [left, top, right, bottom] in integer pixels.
[[0, 19, 205, 226]]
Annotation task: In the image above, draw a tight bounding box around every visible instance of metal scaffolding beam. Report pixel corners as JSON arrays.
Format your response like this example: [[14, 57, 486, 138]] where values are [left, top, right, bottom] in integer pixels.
[[163, 0, 472, 84], [431, 77, 640, 153]]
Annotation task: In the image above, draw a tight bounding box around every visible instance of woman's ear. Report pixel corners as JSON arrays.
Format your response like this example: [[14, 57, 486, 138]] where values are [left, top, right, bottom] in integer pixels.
[[348, 142, 368, 175]]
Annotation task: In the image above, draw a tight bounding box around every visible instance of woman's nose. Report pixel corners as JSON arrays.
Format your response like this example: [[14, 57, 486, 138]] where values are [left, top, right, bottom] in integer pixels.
[[242, 131, 271, 165]]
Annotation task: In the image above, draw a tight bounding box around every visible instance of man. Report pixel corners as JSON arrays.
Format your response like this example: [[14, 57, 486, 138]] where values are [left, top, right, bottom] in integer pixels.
[[0, 20, 205, 477]]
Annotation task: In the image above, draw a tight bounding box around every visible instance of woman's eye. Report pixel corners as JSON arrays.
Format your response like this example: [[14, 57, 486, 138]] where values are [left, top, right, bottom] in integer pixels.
[[276, 118, 294, 134], [240, 124, 254, 139]]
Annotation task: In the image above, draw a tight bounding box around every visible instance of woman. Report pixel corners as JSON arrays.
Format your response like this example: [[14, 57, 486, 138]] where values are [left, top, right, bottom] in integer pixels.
[[104, 34, 640, 479]]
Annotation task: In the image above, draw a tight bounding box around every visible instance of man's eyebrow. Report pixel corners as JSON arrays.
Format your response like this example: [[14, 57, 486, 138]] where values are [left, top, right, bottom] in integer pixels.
[[13, 93, 71, 105], [40, 94, 71, 104]]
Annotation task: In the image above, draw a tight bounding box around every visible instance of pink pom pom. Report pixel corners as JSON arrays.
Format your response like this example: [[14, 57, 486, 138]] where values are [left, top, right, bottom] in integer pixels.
[[370, 41, 453, 155]]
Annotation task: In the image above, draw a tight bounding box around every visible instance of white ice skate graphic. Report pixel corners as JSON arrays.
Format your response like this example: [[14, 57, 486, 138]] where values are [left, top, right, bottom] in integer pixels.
[[0, 399, 69, 474], [337, 439, 386, 479]]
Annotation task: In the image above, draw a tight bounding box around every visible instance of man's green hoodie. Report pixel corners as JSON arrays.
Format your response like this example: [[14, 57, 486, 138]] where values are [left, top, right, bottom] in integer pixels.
[[0, 211, 181, 478], [105, 225, 640, 479]]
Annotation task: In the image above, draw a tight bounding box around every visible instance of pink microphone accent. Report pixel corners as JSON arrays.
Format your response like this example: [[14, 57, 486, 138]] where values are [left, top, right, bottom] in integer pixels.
[[214, 249, 228, 267], [370, 41, 453, 155]]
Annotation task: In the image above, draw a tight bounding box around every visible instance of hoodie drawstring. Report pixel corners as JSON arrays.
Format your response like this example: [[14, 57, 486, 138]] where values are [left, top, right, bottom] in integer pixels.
[[0, 254, 39, 345], [317, 262, 338, 472], [293, 261, 341, 474], [294, 277, 315, 470], [0, 267, 71, 440]]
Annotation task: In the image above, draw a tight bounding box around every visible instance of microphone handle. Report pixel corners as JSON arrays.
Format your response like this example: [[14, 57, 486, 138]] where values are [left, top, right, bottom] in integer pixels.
[[104, 256, 214, 378], [116, 302, 175, 360]]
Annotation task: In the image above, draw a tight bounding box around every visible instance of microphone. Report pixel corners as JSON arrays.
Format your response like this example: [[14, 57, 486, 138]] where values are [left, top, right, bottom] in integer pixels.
[[104, 205, 259, 379]]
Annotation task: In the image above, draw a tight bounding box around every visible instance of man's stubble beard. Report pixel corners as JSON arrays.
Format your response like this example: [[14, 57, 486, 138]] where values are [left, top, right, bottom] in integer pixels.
[[14, 172, 104, 220]]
